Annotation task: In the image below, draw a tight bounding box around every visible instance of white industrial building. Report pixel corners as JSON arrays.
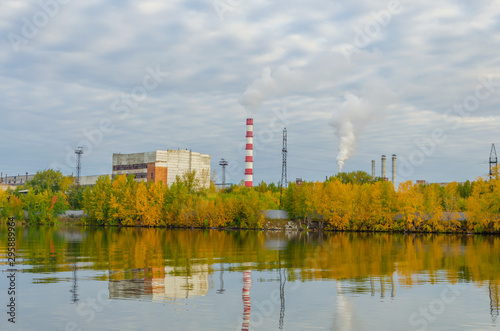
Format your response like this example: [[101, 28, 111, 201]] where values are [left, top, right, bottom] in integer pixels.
[[0, 173, 34, 186], [112, 149, 211, 188]]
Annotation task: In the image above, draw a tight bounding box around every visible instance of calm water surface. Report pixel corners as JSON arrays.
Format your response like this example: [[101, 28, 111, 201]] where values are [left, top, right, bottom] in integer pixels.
[[1, 225, 499, 330]]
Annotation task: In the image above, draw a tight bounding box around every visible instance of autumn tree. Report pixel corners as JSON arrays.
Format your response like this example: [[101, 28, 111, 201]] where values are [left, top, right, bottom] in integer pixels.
[[82, 175, 114, 225], [329, 170, 379, 185], [0, 190, 24, 220], [23, 190, 68, 224], [421, 184, 444, 232], [20, 169, 72, 194], [396, 181, 424, 231], [319, 180, 355, 230], [109, 175, 138, 226]]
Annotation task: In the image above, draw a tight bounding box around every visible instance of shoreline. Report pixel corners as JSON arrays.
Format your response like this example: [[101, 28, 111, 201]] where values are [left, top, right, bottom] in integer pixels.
[[5, 215, 487, 234]]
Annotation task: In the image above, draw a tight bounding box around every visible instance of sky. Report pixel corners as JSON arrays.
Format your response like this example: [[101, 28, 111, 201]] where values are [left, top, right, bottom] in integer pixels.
[[1, 0, 500, 187]]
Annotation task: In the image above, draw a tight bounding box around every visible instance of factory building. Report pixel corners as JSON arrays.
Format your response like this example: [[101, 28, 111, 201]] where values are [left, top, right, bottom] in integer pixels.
[[112, 149, 211, 188], [108, 264, 209, 301], [0, 183, 17, 191], [0, 173, 34, 186], [0, 172, 102, 188]]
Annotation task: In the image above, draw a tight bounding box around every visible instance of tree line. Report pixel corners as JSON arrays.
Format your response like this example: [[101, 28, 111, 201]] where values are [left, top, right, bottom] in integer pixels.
[[1, 168, 500, 233]]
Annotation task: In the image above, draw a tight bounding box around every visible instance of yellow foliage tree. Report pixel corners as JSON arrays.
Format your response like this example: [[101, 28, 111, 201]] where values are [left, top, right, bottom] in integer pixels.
[[466, 177, 489, 232], [397, 181, 424, 231], [421, 184, 444, 232], [109, 175, 138, 226]]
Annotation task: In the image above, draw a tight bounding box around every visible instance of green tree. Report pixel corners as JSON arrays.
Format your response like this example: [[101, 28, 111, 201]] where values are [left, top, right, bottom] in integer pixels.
[[0, 191, 24, 220], [457, 180, 473, 199], [23, 190, 67, 224], [82, 175, 113, 225], [67, 185, 85, 209], [176, 170, 200, 194], [329, 170, 379, 185], [20, 169, 72, 194]]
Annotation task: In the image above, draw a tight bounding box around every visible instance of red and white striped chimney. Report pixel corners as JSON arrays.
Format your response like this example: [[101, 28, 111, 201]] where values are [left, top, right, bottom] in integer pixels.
[[245, 118, 253, 187]]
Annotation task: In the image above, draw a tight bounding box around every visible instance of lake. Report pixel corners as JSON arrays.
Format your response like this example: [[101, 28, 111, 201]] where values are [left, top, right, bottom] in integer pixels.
[[1, 225, 499, 330]]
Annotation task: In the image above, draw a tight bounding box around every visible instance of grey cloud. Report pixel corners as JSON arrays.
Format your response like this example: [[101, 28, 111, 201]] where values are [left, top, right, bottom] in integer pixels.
[[1, 0, 500, 184]]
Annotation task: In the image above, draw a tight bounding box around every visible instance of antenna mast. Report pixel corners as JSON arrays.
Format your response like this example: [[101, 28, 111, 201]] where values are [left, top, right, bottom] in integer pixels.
[[75, 147, 84, 187], [219, 158, 228, 189], [490, 144, 497, 180], [280, 128, 288, 207]]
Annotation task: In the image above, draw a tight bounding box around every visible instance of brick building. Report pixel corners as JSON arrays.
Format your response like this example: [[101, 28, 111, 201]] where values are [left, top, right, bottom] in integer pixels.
[[112, 149, 211, 187]]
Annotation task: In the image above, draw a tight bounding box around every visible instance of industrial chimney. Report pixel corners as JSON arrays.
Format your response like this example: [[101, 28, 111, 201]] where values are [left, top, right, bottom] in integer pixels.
[[381, 155, 386, 180], [245, 118, 254, 187], [371, 160, 375, 180], [392, 154, 397, 189]]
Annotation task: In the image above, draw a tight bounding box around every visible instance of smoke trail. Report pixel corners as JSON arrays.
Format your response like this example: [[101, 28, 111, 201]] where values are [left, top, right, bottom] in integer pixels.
[[238, 55, 392, 173], [239, 66, 304, 113], [330, 93, 373, 172], [238, 50, 362, 113]]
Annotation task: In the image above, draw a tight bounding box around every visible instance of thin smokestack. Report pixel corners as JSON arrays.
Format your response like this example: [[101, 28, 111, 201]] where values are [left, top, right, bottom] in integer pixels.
[[381, 155, 386, 179], [245, 118, 254, 187], [392, 154, 397, 189], [371, 160, 375, 180]]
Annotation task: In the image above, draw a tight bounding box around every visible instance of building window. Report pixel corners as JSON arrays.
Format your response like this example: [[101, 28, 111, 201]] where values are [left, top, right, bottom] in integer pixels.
[[113, 163, 148, 171], [151, 172, 154, 181]]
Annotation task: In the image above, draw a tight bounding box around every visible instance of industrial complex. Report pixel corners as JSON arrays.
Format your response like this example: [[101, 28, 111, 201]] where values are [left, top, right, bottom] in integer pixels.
[[372, 154, 397, 188], [112, 149, 211, 187], [2, 120, 496, 191], [1, 148, 211, 189]]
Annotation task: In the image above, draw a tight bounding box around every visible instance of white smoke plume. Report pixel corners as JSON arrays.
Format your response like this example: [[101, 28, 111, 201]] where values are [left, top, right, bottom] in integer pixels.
[[238, 52, 355, 113], [238, 53, 393, 173], [330, 93, 373, 173], [239, 66, 304, 113]]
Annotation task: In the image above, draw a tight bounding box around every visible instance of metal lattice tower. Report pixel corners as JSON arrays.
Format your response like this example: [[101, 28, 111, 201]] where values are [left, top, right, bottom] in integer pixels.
[[490, 144, 497, 180], [281, 128, 288, 188], [219, 158, 228, 189], [280, 128, 288, 207], [75, 147, 84, 187]]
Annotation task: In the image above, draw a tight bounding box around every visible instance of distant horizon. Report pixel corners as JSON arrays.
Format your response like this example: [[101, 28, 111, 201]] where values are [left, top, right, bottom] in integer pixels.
[[0, 165, 479, 186]]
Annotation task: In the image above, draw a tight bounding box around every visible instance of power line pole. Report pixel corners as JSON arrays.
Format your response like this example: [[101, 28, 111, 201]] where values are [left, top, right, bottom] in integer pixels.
[[75, 147, 84, 187], [280, 128, 288, 208], [219, 158, 228, 189], [490, 144, 497, 180]]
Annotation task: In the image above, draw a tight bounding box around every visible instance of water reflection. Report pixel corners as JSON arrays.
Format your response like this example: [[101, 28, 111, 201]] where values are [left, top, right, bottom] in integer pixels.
[[216, 263, 225, 295], [278, 251, 286, 330], [368, 274, 396, 299], [2, 226, 500, 329], [108, 265, 210, 301], [490, 280, 500, 325], [242, 265, 251, 331], [3, 227, 500, 284], [334, 281, 357, 331]]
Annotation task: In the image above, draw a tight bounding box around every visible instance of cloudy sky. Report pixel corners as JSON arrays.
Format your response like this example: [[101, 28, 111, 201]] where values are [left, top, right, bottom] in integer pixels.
[[1, 0, 500, 186]]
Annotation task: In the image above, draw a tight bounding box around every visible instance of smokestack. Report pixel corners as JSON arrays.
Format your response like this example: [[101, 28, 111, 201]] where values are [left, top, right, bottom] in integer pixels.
[[392, 154, 397, 189], [245, 118, 254, 187], [371, 160, 375, 179], [242, 267, 251, 330], [381, 155, 386, 179]]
